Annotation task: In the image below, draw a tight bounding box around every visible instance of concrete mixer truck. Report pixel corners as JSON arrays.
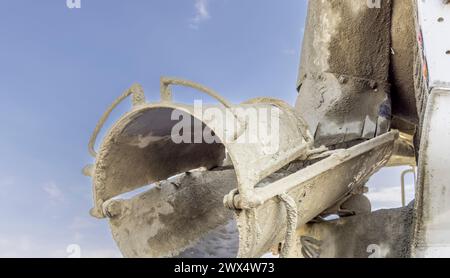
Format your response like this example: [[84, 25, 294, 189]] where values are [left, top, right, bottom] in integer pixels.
[[83, 0, 450, 258]]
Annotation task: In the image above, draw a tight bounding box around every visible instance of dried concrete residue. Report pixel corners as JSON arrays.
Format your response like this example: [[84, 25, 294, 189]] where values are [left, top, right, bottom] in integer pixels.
[[390, 0, 418, 126], [296, 0, 393, 148], [106, 164, 309, 258], [177, 220, 239, 258], [91, 107, 226, 218], [107, 169, 239, 258], [297, 202, 415, 258]]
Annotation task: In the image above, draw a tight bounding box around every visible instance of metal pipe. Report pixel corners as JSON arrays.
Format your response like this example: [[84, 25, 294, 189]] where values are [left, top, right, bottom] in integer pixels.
[[401, 167, 416, 207]]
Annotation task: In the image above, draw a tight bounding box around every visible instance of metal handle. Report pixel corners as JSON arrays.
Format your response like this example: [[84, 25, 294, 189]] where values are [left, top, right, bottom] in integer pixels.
[[88, 83, 146, 157], [160, 77, 246, 139], [160, 77, 234, 108]]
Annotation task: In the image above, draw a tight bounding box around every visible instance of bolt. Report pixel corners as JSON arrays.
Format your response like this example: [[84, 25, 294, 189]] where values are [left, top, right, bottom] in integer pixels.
[[155, 181, 163, 190], [339, 76, 349, 84], [104, 200, 123, 218]]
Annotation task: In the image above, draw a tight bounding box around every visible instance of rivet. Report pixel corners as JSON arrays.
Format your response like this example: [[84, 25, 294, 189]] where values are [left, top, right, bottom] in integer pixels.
[[369, 81, 378, 89], [339, 76, 348, 84]]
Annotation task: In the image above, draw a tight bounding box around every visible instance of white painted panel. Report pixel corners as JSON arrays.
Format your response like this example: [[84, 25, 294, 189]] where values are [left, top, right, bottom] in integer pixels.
[[417, 0, 450, 87], [414, 89, 450, 258]]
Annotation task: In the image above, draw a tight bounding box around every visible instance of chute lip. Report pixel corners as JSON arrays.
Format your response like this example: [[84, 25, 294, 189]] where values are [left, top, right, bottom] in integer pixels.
[[90, 102, 233, 218]]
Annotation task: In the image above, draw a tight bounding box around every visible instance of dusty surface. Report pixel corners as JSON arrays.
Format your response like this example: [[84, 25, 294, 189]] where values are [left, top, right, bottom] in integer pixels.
[[177, 220, 239, 258], [296, 0, 393, 147], [297, 203, 414, 258], [232, 132, 396, 257], [101, 127, 396, 258], [91, 97, 312, 218], [390, 0, 418, 125], [92, 107, 225, 218], [87, 1, 425, 258], [107, 169, 239, 258]]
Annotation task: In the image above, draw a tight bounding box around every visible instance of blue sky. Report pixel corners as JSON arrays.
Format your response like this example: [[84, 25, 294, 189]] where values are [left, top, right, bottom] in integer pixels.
[[0, 0, 413, 257]]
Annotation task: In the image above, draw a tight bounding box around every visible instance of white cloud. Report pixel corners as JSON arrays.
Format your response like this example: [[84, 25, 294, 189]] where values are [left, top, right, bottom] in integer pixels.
[[0, 233, 122, 258], [43, 182, 64, 203], [190, 0, 211, 29], [366, 183, 415, 210], [365, 166, 416, 211], [0, 235, 33, 257]]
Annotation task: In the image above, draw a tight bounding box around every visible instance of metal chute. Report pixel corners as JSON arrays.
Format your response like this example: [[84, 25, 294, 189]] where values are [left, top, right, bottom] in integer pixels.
[[85, 78, 397, 258]]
